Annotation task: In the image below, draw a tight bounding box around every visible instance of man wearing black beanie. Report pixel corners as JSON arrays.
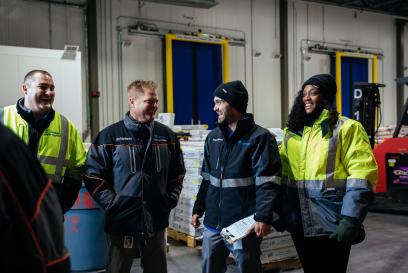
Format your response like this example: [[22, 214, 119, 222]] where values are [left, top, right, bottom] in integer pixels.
[[191, 81, 282, 273]]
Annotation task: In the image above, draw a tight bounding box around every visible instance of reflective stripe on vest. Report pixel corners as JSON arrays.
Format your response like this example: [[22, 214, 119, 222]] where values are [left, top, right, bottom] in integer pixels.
[[325, 118, 345, 184], [37, 115, 69, 184], [209, 175, 254, 188], [284, 118, 346, 189], [202, 172, 210, 181], [0, 108, 4, 123], [256, 176, 281, 186], [208, 175, 280, 188]]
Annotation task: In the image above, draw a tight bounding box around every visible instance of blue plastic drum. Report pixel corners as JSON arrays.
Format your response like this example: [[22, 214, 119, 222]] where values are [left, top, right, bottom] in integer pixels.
[[64, 186, 108, 272]]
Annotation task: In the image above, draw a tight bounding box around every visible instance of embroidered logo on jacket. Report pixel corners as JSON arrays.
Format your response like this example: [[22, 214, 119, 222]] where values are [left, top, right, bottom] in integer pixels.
[[43, 130, 62, 137], [116, 137, 133, 141], [153, 135, 168, 143]]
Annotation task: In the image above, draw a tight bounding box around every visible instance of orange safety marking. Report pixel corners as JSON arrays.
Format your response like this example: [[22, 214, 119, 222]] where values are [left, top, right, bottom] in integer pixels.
[[84, 191, 94, 208], [0, 171, 47, 273], [71, 215, 79, 233], [47, 252, 70, 267], [30, 179, 52, 224]]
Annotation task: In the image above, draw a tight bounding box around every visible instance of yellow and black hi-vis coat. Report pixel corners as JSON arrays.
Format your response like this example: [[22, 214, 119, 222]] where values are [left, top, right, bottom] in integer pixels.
[[280, 109, 378, 236], [1, 105, 86, 212]]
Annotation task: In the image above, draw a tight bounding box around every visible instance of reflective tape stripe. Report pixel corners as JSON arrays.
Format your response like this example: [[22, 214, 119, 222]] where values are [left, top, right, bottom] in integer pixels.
[[256, 176, 281, 186], [283, 130, 292, 149], [325, 118, 346, 183], [284, 178, 347, 189], [202, 172, 210, 180], [347, 178, 372, 190], [0, 108, 4, 123], [38, 115, 69, 184], [209, 175, 254, 188], [38, 156, 69, 166], [283, 178, 371, 190], [48, 174, 62, 184]]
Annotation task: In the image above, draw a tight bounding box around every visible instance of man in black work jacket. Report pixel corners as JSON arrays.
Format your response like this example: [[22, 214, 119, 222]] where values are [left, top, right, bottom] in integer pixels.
[[191, 81, 282, 273], [0, 123, 70, 273], [84, 80, 186, 273]]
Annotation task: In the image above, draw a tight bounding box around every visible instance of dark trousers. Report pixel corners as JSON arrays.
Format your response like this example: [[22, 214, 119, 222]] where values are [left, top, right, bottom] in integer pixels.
[[291, 233, 351, 273], [106, 229, 167, 273]]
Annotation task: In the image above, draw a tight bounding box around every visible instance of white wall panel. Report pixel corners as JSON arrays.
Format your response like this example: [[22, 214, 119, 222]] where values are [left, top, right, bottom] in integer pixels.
[[0, 0, 84, 51], [96, 0, 281, 129], [121, 35, 164, 114], [288, 0, 405, 126], [227, 45, 246, 88], [0, 45, 83, 133], [252, 0, 281, 127], [0, 0, 88, 134], [2, 0, 405, 131]]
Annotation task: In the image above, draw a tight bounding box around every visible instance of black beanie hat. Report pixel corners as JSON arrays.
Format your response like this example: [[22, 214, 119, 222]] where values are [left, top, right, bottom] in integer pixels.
[[302, 74, 337, 104], [213, 80, 248, 114]]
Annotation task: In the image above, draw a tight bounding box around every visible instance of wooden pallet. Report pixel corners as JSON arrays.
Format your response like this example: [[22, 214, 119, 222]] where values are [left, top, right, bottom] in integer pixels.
[[262, 257, 302, 272], [167, 228, 200, 248]]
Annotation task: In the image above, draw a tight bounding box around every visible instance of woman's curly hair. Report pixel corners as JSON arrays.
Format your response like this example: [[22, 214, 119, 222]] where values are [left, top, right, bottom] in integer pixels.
[[286, 90, 339, 133]]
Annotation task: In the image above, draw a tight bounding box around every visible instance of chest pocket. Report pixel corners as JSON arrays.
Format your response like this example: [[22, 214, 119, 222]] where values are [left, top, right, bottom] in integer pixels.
[[153, 144, 170, 172]]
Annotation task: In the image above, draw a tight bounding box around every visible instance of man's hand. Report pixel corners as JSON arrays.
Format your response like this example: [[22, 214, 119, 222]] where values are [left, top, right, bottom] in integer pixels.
[[191, 214, 201, 229], [246, 221, 271, 238]]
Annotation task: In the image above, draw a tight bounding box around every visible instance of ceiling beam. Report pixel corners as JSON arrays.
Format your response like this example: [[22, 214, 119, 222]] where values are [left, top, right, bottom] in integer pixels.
[[374, 0, 402, 9]]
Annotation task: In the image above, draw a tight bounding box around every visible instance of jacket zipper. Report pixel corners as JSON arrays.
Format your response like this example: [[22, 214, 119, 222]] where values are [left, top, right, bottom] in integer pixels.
[[217, 142, 231, 230], [141, 124, 153, 204]]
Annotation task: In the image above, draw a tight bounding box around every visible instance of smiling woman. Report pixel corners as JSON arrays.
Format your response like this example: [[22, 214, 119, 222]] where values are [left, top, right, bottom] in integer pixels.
[[302, 84, 322, 114], [280, 74, 378, 273]]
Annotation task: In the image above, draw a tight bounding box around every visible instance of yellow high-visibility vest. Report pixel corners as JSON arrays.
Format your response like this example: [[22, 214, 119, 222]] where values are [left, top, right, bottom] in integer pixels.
[[1, 105, 86, 183], [280, 109, 377, 236]]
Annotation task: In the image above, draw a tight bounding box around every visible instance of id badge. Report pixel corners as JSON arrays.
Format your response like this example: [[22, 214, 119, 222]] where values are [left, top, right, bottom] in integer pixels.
[[124, 236, 134, 249]]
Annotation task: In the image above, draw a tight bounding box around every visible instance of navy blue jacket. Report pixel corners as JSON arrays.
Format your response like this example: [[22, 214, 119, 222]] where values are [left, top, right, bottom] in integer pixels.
[[84, 113, 186, 237], [192, 115, 281, 229]]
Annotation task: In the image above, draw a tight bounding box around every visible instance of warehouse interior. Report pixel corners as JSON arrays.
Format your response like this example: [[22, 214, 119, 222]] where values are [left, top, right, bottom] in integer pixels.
[[1, 0, 408, 272]]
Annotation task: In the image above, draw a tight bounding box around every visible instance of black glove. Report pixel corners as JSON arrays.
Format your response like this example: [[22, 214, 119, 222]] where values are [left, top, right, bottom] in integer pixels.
[[329, 216, 363, 244]]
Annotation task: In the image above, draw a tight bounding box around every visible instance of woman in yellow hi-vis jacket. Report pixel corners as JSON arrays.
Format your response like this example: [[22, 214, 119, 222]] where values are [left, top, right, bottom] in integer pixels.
[[280, 74, 377, 273]]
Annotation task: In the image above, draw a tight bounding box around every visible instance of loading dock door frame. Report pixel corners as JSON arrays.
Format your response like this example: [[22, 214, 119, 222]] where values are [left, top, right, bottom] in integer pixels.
[[335, 51, 378, 115], [165, 33, 229, 114]]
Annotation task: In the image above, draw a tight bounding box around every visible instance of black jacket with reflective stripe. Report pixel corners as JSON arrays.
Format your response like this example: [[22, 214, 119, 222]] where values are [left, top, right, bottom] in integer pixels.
[[193, 114, 281, 229], [84, 113, 186, 237]]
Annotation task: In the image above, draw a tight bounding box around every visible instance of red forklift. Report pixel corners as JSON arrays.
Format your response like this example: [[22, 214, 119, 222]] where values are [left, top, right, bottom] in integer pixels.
[[370, 78, 408, 211]]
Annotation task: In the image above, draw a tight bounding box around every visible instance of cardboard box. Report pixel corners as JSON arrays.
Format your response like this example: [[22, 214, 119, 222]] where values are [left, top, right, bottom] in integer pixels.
[[185, 167, 202, 178], [181, 147, 205, 159], [184, 158, 203, 168]]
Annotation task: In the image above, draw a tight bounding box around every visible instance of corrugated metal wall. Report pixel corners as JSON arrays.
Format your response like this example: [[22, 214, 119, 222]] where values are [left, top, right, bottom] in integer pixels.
[[0, 0, 88, 133], [1, 0, 408, 133], [95, 0, 282, 130]]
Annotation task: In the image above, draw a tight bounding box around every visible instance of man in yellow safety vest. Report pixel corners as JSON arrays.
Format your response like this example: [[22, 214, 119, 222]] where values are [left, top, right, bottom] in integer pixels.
[[0, 69, 86, 213]]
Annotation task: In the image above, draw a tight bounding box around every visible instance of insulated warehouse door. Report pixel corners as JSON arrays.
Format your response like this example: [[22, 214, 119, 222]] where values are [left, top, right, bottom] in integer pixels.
[[338, 57, 368, 118], [332, 52, 378, 119], [166, 34, 229, 129]]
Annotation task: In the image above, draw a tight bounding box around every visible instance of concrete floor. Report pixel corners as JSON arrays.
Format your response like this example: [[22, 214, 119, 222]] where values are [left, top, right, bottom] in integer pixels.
[[130, 212, 408, 273]]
